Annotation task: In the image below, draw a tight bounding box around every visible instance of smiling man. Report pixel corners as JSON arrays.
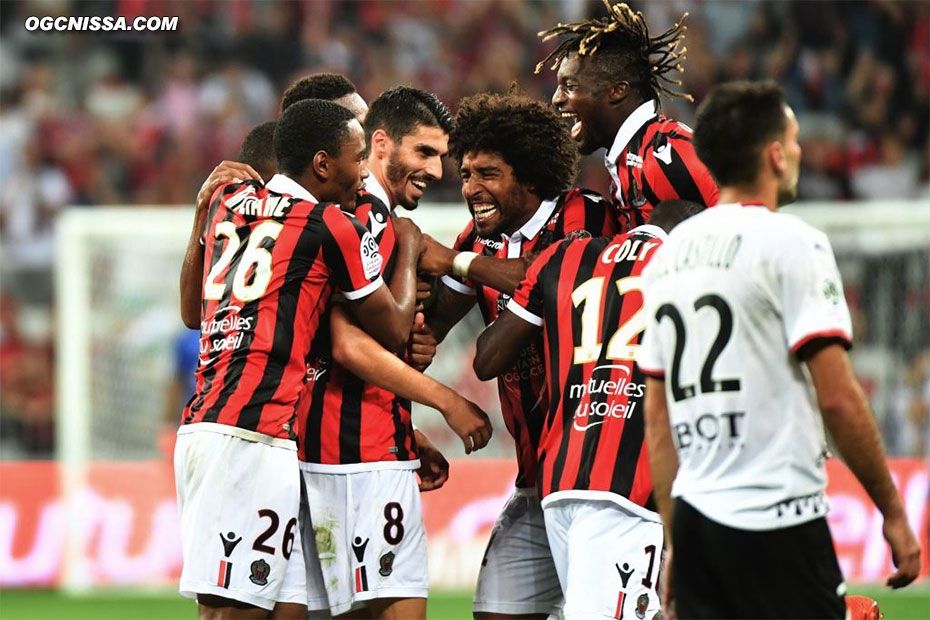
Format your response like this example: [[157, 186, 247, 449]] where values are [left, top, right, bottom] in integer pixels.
[[416, 91, 617, 619], [537, 0, 718, 230]]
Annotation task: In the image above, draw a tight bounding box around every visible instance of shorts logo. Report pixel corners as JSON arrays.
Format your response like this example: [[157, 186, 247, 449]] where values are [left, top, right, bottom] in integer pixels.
[[249, 559, 270, 586], [615, 562, 634, 588], [220, 531, 242, 557], [216, 560, 232, 588], [352, 536, 369, 562], [635, 593, 649, 619], [378, 551, 395, 577]]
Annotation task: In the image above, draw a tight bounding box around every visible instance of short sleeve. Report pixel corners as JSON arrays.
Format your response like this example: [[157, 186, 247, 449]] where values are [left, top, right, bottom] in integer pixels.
[[321, 206, 384, 301], [440, 220, 479, 296], [779, 228, 852, 356], [559, 189, 619, 239], [507, 240, 564, 327], [636, 251, 669, 378]]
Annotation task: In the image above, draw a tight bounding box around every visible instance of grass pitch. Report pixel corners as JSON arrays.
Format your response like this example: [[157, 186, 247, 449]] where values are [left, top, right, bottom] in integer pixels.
[[0, 586, 926, 619]]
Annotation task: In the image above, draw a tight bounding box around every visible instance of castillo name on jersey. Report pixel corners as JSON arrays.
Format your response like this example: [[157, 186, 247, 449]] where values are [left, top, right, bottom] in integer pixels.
[[606, 100, 718, 231], [184, 180, 381, 441], [509, 225, 666, 510], [442, 188, 617, 487], [299, 192, 417, 467]]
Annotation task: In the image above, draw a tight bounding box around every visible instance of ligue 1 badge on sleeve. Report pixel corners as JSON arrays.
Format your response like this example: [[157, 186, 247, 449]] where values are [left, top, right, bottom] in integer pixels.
[[249, 559, 270, 586]]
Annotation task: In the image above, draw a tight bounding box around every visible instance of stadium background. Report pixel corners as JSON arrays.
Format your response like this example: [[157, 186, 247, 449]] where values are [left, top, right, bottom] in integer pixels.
[[0, 0, 927, 618]]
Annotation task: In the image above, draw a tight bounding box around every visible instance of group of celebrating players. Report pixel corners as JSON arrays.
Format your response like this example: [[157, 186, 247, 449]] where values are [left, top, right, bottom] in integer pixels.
[[173, 2, 922, 619]]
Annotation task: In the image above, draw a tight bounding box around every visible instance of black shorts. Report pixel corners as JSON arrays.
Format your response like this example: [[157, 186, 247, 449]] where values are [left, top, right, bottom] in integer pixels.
[[672, 498, 846, 619]]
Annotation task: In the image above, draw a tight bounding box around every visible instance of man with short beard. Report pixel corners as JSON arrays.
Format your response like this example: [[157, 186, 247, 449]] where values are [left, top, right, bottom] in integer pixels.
[[414, 91, 618, 620]]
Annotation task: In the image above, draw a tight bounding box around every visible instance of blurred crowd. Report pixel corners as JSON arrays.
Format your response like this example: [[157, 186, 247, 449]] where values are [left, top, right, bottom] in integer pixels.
[[1, 0, 928, 459]]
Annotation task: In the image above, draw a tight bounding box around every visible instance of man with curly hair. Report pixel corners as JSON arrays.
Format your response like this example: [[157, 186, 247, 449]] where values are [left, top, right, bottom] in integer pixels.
[[537, 0, 718, 230], [416, 91, 618, 619]]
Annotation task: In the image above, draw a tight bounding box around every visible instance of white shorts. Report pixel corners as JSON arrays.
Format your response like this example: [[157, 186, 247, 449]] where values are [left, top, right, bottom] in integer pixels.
[[300, 466, 428, 616], [543, 496, 663, 620], [174, 424, 307, 610], [473, 488, 562, 617]]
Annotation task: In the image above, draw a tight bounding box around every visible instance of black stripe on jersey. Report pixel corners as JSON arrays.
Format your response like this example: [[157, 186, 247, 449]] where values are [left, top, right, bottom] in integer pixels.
[[582, 195, 606, 235], [302, 366, 330, 463], [391, 397, 411, 460], [236, 220, 323, 434], [610, 362, 648, 497], [639, 176, 663, 218], [572, 246, 633, 491], [655, 136, 704, 204], [547, 240, 606, 496], [518, 341, 545, 451], [338, 374, 364, 463], [510, 413, 528, 489]]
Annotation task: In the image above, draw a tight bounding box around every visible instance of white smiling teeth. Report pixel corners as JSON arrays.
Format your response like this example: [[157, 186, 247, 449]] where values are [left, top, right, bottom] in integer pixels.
[[411, 179, 427, 190], [472, 203, 497, 221]]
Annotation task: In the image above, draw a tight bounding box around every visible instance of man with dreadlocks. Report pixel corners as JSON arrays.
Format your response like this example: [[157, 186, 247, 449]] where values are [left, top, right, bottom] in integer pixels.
[[415, 91, 617, 619], [538, 0, 719, 231]]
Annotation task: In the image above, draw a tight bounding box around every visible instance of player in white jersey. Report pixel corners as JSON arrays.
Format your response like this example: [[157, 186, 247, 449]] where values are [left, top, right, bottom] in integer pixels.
[[639, 81, 921, 619]]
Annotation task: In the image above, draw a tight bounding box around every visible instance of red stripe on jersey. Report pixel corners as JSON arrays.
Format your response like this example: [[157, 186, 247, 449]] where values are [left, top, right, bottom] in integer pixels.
[[450, 189, 615, 488], [514, 229, 663, 503], [790, 329, 852, 354], [298, 194, 417, 465], [183, 182, 376, 440]]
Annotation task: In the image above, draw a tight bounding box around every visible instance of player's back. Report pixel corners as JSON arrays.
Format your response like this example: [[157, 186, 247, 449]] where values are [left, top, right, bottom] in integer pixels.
[[511, 224, 666, 515], [638, 203, 853, 530], [184, 181, 379, 441]]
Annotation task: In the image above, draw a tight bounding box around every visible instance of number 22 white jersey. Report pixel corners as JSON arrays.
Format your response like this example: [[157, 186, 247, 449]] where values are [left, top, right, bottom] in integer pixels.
[[638, 204, 853, 531]]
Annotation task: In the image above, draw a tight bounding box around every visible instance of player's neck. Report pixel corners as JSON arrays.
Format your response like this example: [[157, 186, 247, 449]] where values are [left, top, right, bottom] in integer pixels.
[[718, 185, 777, 212], [503, 194, 544, 237]]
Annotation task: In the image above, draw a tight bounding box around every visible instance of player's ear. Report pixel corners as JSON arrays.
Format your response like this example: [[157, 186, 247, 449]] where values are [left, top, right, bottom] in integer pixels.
[[767, 140, 787, 179], [313, 151, 330, 180], [371, 129, 392, 158], [607, 81, 631, 105]]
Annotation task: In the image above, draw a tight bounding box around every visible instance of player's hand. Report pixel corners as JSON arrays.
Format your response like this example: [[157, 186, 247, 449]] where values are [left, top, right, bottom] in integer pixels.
[[882, 513, 921, 588], [418, 235, 457, 277], [392, 216, 423, 254], [440, 395, 492, 455], [196, 161, 263, 214], [413, 429, 449, 492], [415, 277, 433, 312], [661, 547, 677, 620], [408, 313, 437, 371]]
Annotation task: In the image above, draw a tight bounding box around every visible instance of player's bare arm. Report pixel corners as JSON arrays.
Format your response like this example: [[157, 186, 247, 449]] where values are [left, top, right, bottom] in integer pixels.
[[346, 217, 421, 353], [473, 310, 539, 381], [413, 429, 450, 491], [807, 344, 922, 588], [419, 234, 529, 296], [179, 161, 263, 328], [330, 305, 492, 454], [421, 282, 476, 346]]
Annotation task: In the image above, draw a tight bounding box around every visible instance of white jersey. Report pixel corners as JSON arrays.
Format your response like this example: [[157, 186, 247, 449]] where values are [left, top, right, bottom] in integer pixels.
[[638, 204, 852, 531]]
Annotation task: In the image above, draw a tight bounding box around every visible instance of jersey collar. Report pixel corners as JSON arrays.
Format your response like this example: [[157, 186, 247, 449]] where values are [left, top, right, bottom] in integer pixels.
[[266, 174, 318, 203], [631, 223, 669, 241], [605, 100, 658, 167], [504, 196, 559, 245], [364, 175, 394, 215]]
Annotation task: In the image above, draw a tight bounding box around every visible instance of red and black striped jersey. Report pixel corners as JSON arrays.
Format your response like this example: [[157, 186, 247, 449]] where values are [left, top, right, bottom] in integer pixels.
[[507, 225, 666, 518], [605, 100, 718, 231], [298, 191, 418, 469], [440, 188, 617, 487], [183, 176, 384, 441]]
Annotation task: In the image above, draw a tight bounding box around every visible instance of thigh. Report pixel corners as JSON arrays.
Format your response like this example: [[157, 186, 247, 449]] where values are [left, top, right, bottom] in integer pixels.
[[176, 431, 301, 612], [304, 468, 428, 616], [474, 490, 562, 617], [557, 500, 663, 620]]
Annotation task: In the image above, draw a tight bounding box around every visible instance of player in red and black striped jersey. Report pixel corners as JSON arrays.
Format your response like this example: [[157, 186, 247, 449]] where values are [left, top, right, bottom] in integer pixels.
[[413, 92, 617, 618], [538, 1, 719, 230], [176, 100, 425, 619], [473, 200, 703, 620]]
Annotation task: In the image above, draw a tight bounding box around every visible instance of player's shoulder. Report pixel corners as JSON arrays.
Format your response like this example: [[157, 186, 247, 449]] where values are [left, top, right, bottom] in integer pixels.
[[559, 187, 607, 208]]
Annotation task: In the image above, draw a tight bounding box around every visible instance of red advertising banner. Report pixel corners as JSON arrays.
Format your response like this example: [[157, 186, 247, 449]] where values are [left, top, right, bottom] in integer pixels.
[[1, 459, 926, 588]]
